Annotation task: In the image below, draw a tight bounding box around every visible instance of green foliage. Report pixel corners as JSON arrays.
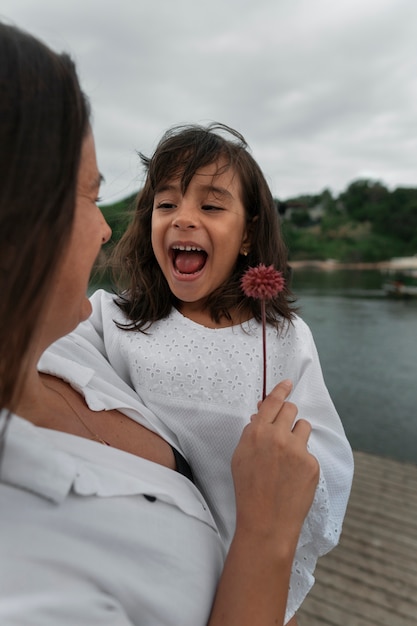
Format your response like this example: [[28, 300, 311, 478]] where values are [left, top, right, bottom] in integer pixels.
[[340, 179, 390, 223], [100, 193, 137, 244], [290, 209, 311, 228], [376, 188, 417, 242], [100, 179, 417, 263], [282, 178, 417, 262], [337, 180, 417, 247], [282, 224, 326, 261], [90, 193, 137, 289]]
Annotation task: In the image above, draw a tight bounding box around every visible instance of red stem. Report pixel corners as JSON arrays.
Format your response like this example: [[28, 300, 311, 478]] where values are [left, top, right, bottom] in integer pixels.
[[261, 299, 266, 400]]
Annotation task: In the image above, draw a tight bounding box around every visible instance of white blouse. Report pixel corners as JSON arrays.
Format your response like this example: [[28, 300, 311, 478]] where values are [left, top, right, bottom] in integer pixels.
[[45, 288, 354, 623], [0, 366, 224, 625]]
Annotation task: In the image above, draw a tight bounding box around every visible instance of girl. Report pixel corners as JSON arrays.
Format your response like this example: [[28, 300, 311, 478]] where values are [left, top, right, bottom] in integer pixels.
[[47, 123, 354, 624]]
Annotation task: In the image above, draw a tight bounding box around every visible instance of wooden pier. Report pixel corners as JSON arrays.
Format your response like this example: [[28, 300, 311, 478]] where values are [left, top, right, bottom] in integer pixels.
[[298, 451, 417, 626]]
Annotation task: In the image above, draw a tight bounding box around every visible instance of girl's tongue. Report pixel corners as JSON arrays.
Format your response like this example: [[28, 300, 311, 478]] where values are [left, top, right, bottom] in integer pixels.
[[174, 250, 206, 274]]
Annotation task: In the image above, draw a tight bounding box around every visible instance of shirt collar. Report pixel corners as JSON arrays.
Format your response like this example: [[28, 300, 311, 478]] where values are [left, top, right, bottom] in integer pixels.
[[0, 414, 77, 503]]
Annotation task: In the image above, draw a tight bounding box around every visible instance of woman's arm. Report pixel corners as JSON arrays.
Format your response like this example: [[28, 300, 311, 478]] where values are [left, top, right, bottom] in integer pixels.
[[208, 380, 318, 626]]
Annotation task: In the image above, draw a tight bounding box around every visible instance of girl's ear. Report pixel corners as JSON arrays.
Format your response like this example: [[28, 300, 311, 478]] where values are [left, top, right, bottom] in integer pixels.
[[240, 216, 258, 256]]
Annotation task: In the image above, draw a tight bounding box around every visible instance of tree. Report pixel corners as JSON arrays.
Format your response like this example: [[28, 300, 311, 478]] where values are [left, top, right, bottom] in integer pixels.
[[339, 179, 390, 223]]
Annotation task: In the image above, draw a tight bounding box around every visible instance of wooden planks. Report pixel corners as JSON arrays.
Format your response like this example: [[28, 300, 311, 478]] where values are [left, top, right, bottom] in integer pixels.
[[297, 451, 417, 626]]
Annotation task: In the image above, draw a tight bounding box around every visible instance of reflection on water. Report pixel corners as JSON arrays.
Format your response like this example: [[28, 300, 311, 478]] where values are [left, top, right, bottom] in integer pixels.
[[292, 269, 417, 463], [291, 268, 385, 296]]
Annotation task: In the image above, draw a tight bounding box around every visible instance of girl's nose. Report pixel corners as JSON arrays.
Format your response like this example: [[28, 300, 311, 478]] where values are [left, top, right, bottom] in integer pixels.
[[172, 204, 198, 229]]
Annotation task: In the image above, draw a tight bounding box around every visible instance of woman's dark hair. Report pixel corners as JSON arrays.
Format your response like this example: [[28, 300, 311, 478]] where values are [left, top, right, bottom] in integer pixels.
[[0, 22, 90, 410], [111, 123, 296, 330]]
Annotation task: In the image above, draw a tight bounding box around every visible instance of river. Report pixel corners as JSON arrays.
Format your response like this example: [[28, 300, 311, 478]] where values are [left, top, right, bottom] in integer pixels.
[[291, 268, 417, 463]]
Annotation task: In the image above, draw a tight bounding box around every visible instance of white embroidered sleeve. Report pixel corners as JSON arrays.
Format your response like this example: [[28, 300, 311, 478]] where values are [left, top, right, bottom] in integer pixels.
[[283, 318, 354, 623]]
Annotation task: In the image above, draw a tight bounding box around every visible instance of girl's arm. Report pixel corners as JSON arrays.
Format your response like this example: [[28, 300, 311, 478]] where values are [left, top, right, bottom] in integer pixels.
[[284, 317, 354, 611], [208, 380, 318, 626]]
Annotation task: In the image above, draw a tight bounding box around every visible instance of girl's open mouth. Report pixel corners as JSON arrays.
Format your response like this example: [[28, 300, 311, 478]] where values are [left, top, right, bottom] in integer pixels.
[[171, 245, 207, 275]]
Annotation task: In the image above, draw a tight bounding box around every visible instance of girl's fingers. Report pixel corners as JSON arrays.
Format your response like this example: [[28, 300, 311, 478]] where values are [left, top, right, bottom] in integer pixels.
[[252, 379, 293, 424], [291, 418, 312, 442]]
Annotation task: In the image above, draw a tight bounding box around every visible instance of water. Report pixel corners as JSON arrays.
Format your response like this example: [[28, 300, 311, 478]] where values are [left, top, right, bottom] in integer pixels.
[[291, 269, 417, 463]]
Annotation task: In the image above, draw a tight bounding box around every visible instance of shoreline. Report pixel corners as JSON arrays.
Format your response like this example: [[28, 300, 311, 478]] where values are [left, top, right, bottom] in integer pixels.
[[290, 259, 405, 271]]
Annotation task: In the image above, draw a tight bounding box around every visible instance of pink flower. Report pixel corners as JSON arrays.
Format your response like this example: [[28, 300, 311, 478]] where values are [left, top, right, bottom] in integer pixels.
[[240, 264, 285, 300], [241, 264, 285, 400]]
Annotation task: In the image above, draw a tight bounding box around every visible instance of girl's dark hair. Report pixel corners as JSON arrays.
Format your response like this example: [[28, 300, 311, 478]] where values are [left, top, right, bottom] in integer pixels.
[[111, 123, 297, 330], [0, 22, 90, 410]]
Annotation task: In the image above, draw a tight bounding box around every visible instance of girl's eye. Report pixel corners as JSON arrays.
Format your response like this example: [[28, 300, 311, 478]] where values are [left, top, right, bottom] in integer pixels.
[[202, 204, 223, 212], [156, 201, 176, 210]]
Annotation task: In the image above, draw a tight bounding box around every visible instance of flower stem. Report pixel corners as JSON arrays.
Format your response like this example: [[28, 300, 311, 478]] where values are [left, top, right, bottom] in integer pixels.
[[261, 299, 266, 400]]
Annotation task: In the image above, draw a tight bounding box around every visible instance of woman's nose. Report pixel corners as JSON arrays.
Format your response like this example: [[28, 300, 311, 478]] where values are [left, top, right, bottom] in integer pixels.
[[101, 216, 112, 244]]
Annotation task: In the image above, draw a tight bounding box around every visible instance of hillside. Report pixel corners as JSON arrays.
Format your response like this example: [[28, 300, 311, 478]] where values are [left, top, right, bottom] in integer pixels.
[[100, 179, 417, 263]]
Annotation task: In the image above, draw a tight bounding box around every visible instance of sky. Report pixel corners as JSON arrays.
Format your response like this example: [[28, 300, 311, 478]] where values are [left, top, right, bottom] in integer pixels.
[[2, 0, 417, 204]]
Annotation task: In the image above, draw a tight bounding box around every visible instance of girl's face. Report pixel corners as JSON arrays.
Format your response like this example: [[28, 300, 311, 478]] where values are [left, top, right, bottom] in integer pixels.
[[41, 131, 111, 345], [151, 160, 250, 323]]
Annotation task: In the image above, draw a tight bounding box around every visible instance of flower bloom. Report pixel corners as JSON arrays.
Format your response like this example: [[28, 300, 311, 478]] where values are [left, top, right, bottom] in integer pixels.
[[241, 264, 285, 300], [241, 264, 285, 400]]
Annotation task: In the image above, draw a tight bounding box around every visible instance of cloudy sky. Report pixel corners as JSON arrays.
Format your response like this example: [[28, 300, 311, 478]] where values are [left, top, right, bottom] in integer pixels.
[[2, 0, 417, 204]]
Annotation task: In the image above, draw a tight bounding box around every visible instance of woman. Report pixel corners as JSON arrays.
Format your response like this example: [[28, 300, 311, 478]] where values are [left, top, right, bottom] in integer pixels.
[[0, 22, 318, 625]]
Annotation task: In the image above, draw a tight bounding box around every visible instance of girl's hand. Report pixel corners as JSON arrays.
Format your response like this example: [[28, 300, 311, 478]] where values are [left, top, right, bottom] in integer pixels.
[[231, 379, 319, 544]]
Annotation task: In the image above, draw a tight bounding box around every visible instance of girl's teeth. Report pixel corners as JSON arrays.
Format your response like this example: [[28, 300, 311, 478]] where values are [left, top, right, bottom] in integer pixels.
[[174, 246, 202, 252]]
